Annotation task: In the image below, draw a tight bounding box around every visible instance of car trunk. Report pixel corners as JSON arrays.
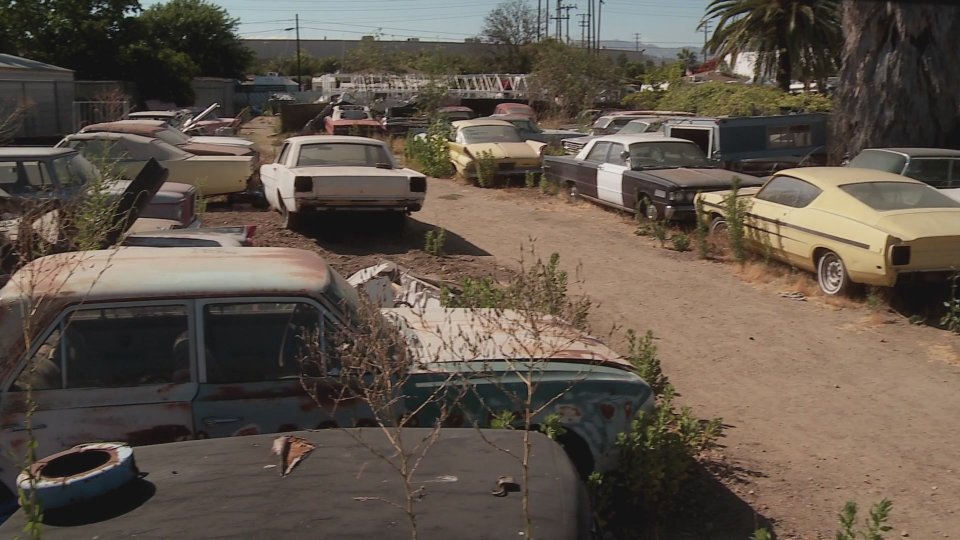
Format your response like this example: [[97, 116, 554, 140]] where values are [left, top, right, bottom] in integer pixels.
[[294, 167, 412, 198]]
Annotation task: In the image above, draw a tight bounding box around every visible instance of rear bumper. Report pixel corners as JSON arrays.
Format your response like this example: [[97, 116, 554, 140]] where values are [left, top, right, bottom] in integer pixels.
[[295, 196, 424, 212]]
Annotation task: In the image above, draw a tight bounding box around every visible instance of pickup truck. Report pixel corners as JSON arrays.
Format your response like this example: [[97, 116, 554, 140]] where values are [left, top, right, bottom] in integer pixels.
[[543, 133, 762, 221]]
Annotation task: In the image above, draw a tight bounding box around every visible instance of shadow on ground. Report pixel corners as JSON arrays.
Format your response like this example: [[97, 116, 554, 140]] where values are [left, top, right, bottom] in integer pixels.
[[295, 213, 490, 257]]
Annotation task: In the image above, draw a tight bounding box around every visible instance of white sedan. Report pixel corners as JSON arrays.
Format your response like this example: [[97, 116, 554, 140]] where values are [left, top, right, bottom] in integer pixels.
[[260, 135, 427, 230]]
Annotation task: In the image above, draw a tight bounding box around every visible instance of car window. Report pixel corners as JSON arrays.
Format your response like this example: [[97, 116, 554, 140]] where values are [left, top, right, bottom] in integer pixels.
[[51, 153, 98, 188], [296, 143, 392, 167], [0, 160, 52, 195], [458, 126, 522, 144], [756, 176, 823, 208], [606, 143, 627, 165], [13, 305, 191, 390], [277, 143, 290, 165], [840, 181, 960, 210], [202, 302, 324, 383], [629, 141, 712, 169], [767, 124, 812, 149], [847, 150, 906, 173], [155, 128, 190, 146], [903, 158, 960, 188], [586, 142, 611, 163]]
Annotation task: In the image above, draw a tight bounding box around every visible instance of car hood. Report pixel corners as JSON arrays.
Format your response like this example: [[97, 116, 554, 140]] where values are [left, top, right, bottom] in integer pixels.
[[540, 129, 583, 137], [327, 119, 381, 127], [464, 142, 539, 160], [640, 168, 764, 189], [870, 208, 960, 240], [384, 307, 635, 372], [179, 142, 253, 157], [289, 165, 411, 177]]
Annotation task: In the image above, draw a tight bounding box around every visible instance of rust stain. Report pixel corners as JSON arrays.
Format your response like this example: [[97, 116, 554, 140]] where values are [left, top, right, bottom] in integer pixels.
[[600, 403, 615, 420], [125, 424, 192, 446]]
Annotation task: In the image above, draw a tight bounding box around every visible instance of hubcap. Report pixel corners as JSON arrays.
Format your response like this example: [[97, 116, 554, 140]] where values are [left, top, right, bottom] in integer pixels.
[[822, 256, 844, 292], [645, 204, 659, 221]]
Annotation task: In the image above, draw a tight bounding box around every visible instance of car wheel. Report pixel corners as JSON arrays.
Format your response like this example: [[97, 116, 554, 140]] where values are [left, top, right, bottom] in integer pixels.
[[709, 216, 728, 236], [567, 182, 579, 203], [280, 201, 304, 231], [817, 250, 851, 296]]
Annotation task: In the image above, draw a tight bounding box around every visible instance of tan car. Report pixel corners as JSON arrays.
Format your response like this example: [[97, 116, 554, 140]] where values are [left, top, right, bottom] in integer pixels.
[[697, 167, 960, 295], [448, 119, 545, 182]]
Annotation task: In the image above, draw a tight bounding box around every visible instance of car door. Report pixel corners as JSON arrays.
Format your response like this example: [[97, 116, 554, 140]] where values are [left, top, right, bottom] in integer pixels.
[[261, 143, 290, 210], [749, 175, 823, 264], [0, 301, 198, 492], [191, 298, 375, 438], [597, 143, 629, 208]]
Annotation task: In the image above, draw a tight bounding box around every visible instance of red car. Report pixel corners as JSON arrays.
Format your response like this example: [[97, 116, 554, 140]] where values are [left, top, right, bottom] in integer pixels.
[[493, 102, 536, 120], [323, 105, 383, 136]]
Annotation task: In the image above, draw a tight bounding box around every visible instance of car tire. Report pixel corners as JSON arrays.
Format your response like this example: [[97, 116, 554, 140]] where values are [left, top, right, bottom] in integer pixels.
[[817, 250, 851, 296], [18, 443, 137, 510], [709, 216, 728, 236], [280, 201, 304, 231]]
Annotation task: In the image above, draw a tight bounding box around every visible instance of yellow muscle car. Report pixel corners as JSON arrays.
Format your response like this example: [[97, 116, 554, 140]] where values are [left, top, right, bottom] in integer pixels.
[[448, 119, 545, 182], [696, 167, 960, 295]]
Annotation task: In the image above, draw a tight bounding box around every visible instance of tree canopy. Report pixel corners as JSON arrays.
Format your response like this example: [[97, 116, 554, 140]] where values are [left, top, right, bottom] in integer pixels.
[[481, 0, 538, 72], [702, 0, 841, 91]]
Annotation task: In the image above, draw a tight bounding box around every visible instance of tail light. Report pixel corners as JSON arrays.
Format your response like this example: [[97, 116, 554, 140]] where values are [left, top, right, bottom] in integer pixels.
[[410, 177, 427, 193], [294, 176, 313, 192], [242, 224, 257, 246], [891, 245, 911, 266]]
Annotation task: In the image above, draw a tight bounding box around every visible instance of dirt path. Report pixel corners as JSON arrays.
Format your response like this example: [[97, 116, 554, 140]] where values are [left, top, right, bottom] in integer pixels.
[[412, 180, 960, 539]]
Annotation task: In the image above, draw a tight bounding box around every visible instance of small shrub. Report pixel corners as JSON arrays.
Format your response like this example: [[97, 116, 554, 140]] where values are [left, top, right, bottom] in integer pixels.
[[524, 170, 537, 188], [538, 412, 566, 441], [490, 410, 517, 430], [424, 227, 446, 256], [671, 232, 690, 252], [751, 529, 773, 540], [724, 177, 749, 262], [836, 499, 893, 540], [694, 197, 710, 259], [474, 150, 497, 188], [405, 119, 453, 178], [539, 174, 555, 195], [651, 220, 668, 247], [625, 329, 668, 395], [941, 271, 960, 333], [441, 276, 506, 307]]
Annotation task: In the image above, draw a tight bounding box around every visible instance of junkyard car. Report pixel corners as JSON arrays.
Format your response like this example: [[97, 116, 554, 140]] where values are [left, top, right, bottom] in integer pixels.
[[0, 430, 592, 539], [127, 109, 189, 128], [489, 114, 583, 149], [696, 167, 960, 295], [492, 102, 536, 119], [847, 148, 960, 201], [436, 105, 476, 122], [543, 134, 762, 221], [58, 132, 257, 197], [380, 103, 428, 136], [0, 246, 653, 496], [561, 116, 668, 154], [324, 105, 383, 136], [261, 136, 426, 230], [80, 120, 256, 156], [448, 119, 545, 181]]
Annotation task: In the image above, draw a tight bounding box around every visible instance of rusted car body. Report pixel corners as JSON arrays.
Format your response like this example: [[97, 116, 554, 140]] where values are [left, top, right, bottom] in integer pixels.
[[80, 120, 257, 158], [0, 247, 653, 496], [324, 105, 383, 136]]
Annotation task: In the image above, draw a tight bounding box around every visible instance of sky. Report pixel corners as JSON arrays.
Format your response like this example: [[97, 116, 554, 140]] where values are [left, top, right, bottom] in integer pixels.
[[140, 0, 710, 48]]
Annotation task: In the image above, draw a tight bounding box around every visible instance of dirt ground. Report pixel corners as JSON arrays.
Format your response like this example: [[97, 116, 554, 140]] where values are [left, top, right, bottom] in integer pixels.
[[230, 118, 960, 539]]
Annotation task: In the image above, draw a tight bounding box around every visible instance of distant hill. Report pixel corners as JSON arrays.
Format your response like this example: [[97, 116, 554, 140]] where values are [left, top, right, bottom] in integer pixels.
[[599, 40, 701, 61]]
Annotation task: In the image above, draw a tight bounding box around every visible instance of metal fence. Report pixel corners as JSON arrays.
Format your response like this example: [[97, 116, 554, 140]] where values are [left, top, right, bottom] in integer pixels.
[[72, 100, 130, 132]]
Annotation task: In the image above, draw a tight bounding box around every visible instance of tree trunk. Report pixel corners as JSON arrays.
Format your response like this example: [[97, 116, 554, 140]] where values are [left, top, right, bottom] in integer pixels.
[[776, 45, 792, 92], [832, 1, 960, 162]]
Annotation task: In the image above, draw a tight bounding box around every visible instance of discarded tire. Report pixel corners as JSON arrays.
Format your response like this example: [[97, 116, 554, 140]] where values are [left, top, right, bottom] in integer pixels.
[[17, 442, 137, 510]]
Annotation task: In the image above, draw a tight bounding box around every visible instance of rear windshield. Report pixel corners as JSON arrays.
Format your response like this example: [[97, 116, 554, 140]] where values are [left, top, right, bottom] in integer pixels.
[[458, 126, 522, 144], [296, 143, 392, 167], [839, 181, 960, 211]]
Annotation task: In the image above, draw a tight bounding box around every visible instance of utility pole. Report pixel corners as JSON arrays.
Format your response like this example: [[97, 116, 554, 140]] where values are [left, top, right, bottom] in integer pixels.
[[701, 19, 712, 62], [595, 0, 603, 52], [577, 13, 588, 47], [555, 0, 562, 40], [634, 32, 641, 52], [562, 4, 576, 44], [537, 0, 541, 41], [586, 0, 592, 51], [544, 0, 550, 40], [295, 14, 302, 91]]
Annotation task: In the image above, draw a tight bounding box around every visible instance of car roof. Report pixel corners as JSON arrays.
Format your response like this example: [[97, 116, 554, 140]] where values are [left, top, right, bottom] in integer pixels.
[[488, 114, 532, 121], [0, 147, 77, 159], [438, 106, 473, 112], [129, 110, 179, 118], [776, 166, 923, 187], [283, 135, 386, 145], [64, 132, 158, 145], [452, 118, 514, 128], [86, 119, 169, 130], [593, 133, 684, 145], [0, 429, 584, 539], [864, 148, 960, 158]]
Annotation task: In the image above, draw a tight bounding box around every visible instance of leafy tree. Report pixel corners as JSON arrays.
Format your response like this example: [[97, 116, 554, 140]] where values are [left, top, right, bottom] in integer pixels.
[[528, 39, 619, 114], [138, 0, 252, 79], [120, 43, 198, 105], [701, 0, 841, 91], [481, 0, 538, 72], [833, 1, 960, 159], [676, 48, 699, 73], [0, 0, 140, 79]]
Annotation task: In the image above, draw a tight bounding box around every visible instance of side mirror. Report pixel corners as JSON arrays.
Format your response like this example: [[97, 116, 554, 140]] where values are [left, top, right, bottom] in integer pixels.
[[620, 150, 631, 165]]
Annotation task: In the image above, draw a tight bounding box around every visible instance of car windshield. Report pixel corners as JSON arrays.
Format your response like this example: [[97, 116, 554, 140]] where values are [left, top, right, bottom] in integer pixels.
[[338, 109, 369, 120], [296, 143, 392, 167], [51, 153, 99, 187], [619, 121, 659, 135], [629, 141, 712, 169], [459, 126, 522, 144], [902, 158, 960, 188], [840, 181, 960, 210], [154, 128, 190, 146]]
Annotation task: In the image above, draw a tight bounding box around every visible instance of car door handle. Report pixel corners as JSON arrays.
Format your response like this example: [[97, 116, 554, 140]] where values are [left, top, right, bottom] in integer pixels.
[[3, 423, 47, 432], [202, 416, 242, 427]]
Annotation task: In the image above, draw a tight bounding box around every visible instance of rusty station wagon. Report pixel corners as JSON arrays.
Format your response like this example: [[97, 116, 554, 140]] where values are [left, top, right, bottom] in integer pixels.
[[0, 247, 653, 497]]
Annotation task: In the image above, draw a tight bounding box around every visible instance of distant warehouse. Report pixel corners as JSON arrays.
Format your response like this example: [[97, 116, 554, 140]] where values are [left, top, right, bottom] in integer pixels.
[[0, 53, 75, 140]]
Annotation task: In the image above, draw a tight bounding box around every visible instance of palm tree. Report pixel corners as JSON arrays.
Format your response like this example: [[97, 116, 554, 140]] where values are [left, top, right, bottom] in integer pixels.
[[833, 1, 960, 160], [700, 0, 841, 91]]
